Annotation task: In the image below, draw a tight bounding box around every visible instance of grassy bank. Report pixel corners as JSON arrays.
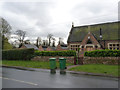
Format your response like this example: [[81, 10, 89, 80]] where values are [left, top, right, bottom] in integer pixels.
[[2, 60, 73, 69], [68, 64, 118, 77]]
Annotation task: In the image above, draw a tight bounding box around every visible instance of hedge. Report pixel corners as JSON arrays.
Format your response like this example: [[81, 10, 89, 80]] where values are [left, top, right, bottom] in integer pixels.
[[84, 49, 120, 57], [34, 50, 76, 57], [2, 48, 34, 60]]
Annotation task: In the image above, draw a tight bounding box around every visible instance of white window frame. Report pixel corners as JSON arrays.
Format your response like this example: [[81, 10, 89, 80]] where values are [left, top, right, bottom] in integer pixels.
[[108, 43, 120, 50]]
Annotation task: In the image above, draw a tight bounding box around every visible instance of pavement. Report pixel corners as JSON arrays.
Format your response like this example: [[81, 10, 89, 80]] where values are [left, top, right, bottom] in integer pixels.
[[1, 67, 118, 88], [67, 65, 80, 69]]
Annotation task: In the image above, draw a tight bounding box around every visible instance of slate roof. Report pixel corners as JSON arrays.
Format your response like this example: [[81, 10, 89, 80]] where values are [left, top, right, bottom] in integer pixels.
[[24, 44, 38, 50], [61, 46, 68, 50], [60, 44, 68, 50], [50, 46, 56, 51], [67, 21, 120, 43], [42, 46, 47, 51]]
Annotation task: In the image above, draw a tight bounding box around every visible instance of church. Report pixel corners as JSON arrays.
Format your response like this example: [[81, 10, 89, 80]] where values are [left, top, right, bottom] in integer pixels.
[[67, 21, 120, 57]]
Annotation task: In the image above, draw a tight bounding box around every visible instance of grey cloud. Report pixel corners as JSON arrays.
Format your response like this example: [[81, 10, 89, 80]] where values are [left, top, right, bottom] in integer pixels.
[[0, 0, 118, 44], [2, 2, 54, 25], [70, 0, 118, 25], [1, 2, 56, 38]]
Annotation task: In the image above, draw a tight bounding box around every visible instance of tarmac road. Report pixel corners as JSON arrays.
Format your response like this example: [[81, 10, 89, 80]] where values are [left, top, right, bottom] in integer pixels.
[[1, 67, 118, 88]]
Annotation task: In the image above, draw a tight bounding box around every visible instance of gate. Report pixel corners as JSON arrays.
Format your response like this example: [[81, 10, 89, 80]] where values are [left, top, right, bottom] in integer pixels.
[[74, 57, 77, 65], [78, 57, 83, 65]]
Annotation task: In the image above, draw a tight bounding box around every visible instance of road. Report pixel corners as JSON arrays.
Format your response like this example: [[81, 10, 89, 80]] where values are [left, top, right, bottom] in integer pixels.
[[1, 67, 118, 88]]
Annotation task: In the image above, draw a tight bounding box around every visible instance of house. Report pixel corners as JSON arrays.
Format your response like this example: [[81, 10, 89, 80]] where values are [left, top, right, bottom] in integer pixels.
[[20, 44, 38, 50], [67, 21, 120, 56], [38, 45, 44, 51], [38, 44, 68, 51], [56, 44, 68, 51], [48, 46, 56, 51]]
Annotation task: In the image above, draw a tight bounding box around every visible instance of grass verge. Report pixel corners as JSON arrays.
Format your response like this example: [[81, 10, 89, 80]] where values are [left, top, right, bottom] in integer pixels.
[[2, 60, 73, 69], [68, 64, 118, 77]]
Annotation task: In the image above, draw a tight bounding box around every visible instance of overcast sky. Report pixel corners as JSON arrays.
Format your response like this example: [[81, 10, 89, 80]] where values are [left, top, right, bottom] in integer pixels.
[[0, 0, 119, 44]]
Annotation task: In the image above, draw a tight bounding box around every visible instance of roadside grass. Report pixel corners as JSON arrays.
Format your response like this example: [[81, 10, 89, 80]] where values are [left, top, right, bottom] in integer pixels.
[[68, 64, 118, 77], [2, 60, 73, 69]]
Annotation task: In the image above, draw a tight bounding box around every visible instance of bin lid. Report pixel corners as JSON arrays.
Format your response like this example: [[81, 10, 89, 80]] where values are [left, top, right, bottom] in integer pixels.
[[59, 57, 64, 59], [59, 57, 66, 60], [49, 58, 56, 60]]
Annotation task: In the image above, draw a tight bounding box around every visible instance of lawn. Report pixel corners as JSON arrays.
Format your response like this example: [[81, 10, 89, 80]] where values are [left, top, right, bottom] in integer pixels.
[[2, 60, 73, 69], [68, 64, 118, 77]]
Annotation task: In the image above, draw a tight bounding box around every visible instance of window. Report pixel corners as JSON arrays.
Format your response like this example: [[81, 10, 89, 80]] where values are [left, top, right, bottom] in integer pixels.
[[70, 44, 80, 51], [113, 44, 115, 46], [110, 44, 112, 46], [95, 45, 98, 48], [76, 48, 77, 51], [109, 43, 120, 50], [87, 39, 92, 44], [110, 47, 112, 50], [82, 46, 84, 48]]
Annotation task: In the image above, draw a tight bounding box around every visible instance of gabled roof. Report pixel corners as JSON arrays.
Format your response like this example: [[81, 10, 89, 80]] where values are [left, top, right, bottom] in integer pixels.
[[24, 44, 38, 50], [67, 21, 120, 43], [42, 46, 47, 51], [80, 32, 100, 46], [60, 44, 68, 50], [49, 46, 56, 51], [61, 46, 68, 50]]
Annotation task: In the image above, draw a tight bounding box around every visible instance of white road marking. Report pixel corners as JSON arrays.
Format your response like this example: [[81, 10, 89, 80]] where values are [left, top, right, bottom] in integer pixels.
[[0, 77, 38, 86]]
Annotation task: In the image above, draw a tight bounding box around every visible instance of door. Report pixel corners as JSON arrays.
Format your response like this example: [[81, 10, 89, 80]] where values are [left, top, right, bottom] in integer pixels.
[[86, 46, 93, 51]]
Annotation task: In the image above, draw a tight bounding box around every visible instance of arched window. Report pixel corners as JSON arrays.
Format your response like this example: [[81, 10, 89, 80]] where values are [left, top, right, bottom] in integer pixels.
[[87, 39, 92, 44]]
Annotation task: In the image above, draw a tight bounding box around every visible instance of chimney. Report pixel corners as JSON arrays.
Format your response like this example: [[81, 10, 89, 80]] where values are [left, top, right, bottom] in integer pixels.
[[72, 22, 74, 28], [100, 28, 102, 40], [88, 25, 91, 34]]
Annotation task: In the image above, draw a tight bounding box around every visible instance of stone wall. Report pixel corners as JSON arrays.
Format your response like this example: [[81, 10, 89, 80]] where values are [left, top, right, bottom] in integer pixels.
[[83, 57, 119, 65], [31, 56, 75, 64]]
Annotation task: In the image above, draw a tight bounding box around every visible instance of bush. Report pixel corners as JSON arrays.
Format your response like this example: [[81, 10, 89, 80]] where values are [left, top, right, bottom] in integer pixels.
[[84, 49, 120, 57], [2, 48, 34, 60], [34, 50, 76, 57]]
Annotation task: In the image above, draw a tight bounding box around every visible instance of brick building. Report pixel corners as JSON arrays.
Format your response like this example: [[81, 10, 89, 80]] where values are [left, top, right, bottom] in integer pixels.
[[20, 44, 38, 50], [67, 21, 120, 57], [56, 44, 68, 51], [38, 44, 68, 51]]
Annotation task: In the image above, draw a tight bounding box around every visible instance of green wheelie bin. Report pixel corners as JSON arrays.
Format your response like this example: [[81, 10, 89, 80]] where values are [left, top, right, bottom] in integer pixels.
[[49, 58, 56, 70], [59, 58, 66, 70]]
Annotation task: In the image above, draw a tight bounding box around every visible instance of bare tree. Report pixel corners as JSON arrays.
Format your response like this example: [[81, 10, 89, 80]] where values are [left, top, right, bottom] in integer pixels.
[[58, 37, 64, 45], [42, 39, 49, 47], [47, 34, 53, 46], [0, 18, 12, 49], [0, 18, 11, 37], [36, 37, 39, 47], [45, 40, 49, 46], [24, 40, 30, 44], [42, 40, 46, 46], [52, 37, 56, 47], [15, 30, 26, 47], [36, 37, 42, 47], [11, 40, 19, 48]]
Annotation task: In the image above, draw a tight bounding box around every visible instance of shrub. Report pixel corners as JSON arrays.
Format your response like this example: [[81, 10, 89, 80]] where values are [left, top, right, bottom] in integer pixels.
[[2, 48, 34, 60], [34, 50, 76, 57], [84, 49, 120, 57]]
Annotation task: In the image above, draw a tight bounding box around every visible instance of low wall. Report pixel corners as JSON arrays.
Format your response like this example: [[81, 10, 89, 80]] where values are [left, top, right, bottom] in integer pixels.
[[83, 57, 119, 65], [31, 56, 74, 64]]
